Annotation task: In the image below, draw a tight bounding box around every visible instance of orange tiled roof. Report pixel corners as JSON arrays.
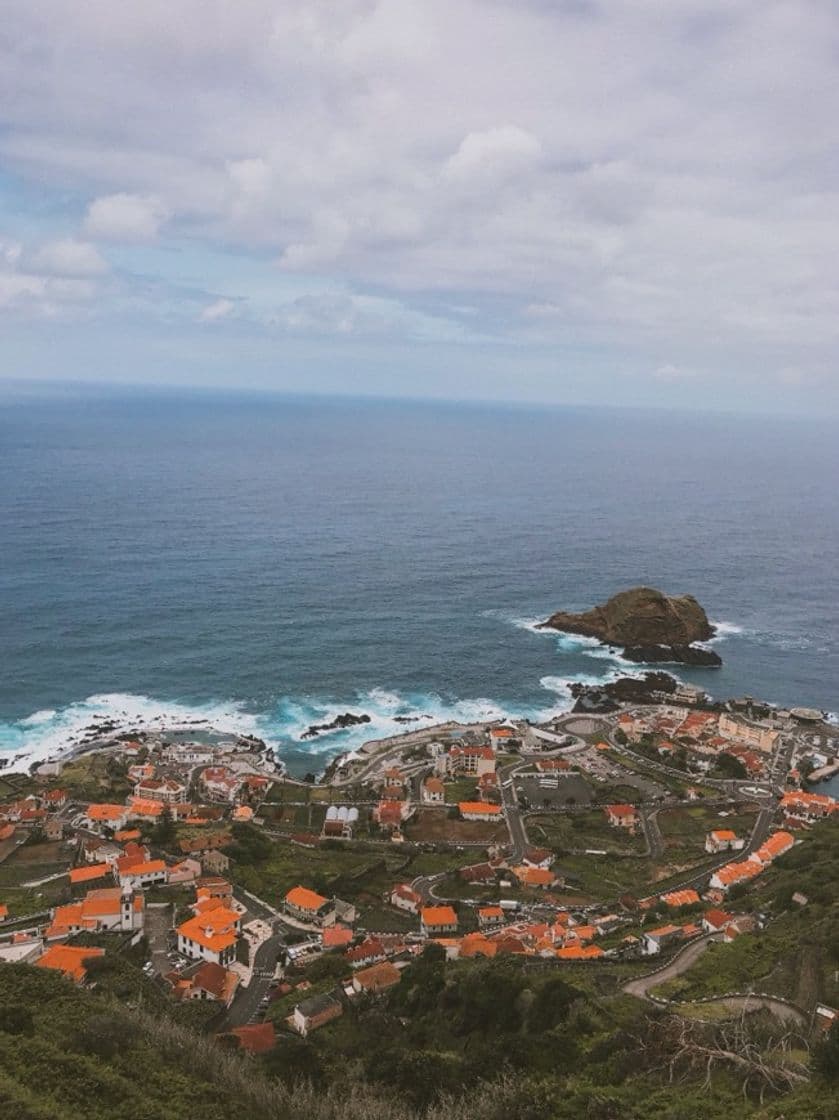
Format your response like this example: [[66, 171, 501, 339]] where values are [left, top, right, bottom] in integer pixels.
[[714, 861, 761, 887], [709, 829, 737, 841], [178, 907, 239, 953], [36, 944, 104, 982], [69, 863, 111, 884], [458, 801, 502, 815], [556, 944, 604, 960], [661, 889, 701, 908], [422, 905, 458, 927], [86, 803, 125, 822], [285, 885, 328, 912]]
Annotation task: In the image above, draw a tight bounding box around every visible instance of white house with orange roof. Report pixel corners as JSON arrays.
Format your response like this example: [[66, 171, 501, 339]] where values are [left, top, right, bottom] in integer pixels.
[[421, 776, 445, 803], [458, 801, 503, 822], [47, 886, 144, 939], [283, 885, 335, 926], [177, 904, 241, 966], [705, 828, 745, 854]]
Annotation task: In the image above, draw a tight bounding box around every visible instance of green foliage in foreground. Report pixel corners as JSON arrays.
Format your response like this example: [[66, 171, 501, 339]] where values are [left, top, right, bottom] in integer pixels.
[[1, 955, 839, 1120]]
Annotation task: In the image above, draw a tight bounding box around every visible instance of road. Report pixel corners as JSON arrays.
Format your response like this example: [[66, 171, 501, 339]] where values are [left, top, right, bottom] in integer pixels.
[[498, 759, 528, 861], [221, 930, 286, 1028], [623, 934, 718, 999]]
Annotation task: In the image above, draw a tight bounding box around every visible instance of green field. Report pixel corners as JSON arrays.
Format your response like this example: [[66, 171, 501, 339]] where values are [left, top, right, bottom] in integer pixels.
[[527, 810, 647, 854]]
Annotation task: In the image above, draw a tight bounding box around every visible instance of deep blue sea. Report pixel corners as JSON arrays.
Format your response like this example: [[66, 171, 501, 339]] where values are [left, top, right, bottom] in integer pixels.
[[1, 385, 837, 775]]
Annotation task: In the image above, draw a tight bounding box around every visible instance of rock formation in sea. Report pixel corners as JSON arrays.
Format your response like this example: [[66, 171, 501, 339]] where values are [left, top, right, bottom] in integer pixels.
[[538, 586, 721, 666], [300, 712, 372, 739]]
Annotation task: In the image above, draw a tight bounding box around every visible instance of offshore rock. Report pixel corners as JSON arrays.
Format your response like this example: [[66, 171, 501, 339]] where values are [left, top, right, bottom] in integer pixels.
[[539, 586, 719, 666]]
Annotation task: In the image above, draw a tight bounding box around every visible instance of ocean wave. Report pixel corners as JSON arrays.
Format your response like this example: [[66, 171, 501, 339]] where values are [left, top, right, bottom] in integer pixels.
[[0, 686, 532, 775]]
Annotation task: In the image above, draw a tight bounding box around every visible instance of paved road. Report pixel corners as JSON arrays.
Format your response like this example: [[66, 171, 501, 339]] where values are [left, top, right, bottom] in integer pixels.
[[221, 930, 286, 1029], [145, 902, 174, 975], [623, 934, 718, 999], [498, 759, 528, 861]]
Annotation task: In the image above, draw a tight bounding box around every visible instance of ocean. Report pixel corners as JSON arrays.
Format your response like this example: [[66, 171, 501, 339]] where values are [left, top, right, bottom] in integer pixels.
[[1, 385, 837, 776]]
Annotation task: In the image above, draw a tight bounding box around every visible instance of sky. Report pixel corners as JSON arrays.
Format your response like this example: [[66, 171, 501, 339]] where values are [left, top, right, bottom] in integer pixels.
[[1, 0, 838, 412]]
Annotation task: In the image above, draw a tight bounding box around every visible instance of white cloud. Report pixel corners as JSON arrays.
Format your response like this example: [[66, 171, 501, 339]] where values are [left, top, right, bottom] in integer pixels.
[[29, 238, 108, 276], [200, 297, 235, 321], [442, 125, 542, 182], [0, 239, 99, 314], [0, 0, 838, 401], [654, 363, 694, 382], [84, 193, 168, 241]]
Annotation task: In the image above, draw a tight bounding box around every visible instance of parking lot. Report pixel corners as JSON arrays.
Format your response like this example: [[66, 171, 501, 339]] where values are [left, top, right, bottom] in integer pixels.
[[515, 774, 593, 810]]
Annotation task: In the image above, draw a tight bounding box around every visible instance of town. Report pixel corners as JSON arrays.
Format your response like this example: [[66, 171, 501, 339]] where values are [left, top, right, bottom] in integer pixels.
[[1, 687, 838, 1060]]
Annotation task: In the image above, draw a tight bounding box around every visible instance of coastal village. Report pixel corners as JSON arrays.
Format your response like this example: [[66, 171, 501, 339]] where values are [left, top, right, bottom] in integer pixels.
[[1, 685, 838, 1056]]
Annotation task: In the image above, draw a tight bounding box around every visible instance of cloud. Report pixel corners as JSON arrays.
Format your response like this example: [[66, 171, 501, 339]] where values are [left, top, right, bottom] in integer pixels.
[[442, 125, 542, 182], [28, 238, 108, 276], [0, 239, 99, 314], [200, 297, 235, 321], [0, 1, 838, 404], [84, 194, 168, 241]]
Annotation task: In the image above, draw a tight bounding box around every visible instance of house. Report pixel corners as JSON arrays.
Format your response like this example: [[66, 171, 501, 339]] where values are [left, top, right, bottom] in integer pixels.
[[641, 925, 684, 956], [0, 823, 15, 842], [345, 937, 386, 968], [83, 838, 122, 865], [458, 801, 503, 822], [535, 758, 570, 772], [421, 905, 458, 935], [522, 846, 553, 870], [69, 863, 112, 887], [749, 831, 794, 865], [322, 925, 354, 950], [351, 959, 401, 994], [128, 763, 156, 782], [47, 887, 144, 938], [605, 804, 638, 832], [43, 789, 68, 811], [373, 799, 414, 831], [233, 805, 254, 823], [116, 859, 169, 890], [556, 945, 604, 961], [292, 992, 344, 1036], [477, 905, 505, 928], [709, 860, 762, 893], [780, 790, 837, 820], [661, 889, 700, 909], [390, 883, 422, 914], [133, 777, 187, 804], [284, 885, 335, 925], [177, 905, 241, 966], [114, 828, 142, 843], [705, 829, 745, 854], [167, 858, 202, 884], [201, 849, 231, 874], [421, 776, 445, 803], [699, 908, 731, 933], [36, 944, 105, 983], [43, 818, 64, 841], [723, 915, 758, 941], [83, 803, 128, 831], [512, 866, 555, 890], [381, 768, 407, 791], [489, 727, 519, 748], [200, 766, 242, 802], [178, 961, 239, 1007]]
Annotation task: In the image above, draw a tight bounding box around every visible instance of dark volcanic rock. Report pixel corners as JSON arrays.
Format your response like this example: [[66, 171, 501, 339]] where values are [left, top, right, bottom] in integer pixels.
[[301, 712, 372, 740], [622, 644, 722, 667], [569, 672, 678, 713], [539, 586, 720, 666]]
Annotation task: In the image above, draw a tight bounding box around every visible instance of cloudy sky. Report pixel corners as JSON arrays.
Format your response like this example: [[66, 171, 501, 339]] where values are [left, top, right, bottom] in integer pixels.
[[1, 0, 837, 411]]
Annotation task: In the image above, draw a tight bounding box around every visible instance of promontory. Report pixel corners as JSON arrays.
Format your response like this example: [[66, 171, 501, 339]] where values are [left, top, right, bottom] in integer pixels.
[[538, 586, 722, 666]]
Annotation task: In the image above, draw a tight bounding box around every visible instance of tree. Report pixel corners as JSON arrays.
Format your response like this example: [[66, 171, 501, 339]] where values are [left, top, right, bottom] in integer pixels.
[[0, 1003, 33, 1035], [152, 806, 176, 846], [714, 753, 747, 780]]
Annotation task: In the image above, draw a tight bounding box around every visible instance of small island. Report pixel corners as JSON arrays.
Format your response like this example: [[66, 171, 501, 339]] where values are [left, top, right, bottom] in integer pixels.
[[538, 586, 722, 666]]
